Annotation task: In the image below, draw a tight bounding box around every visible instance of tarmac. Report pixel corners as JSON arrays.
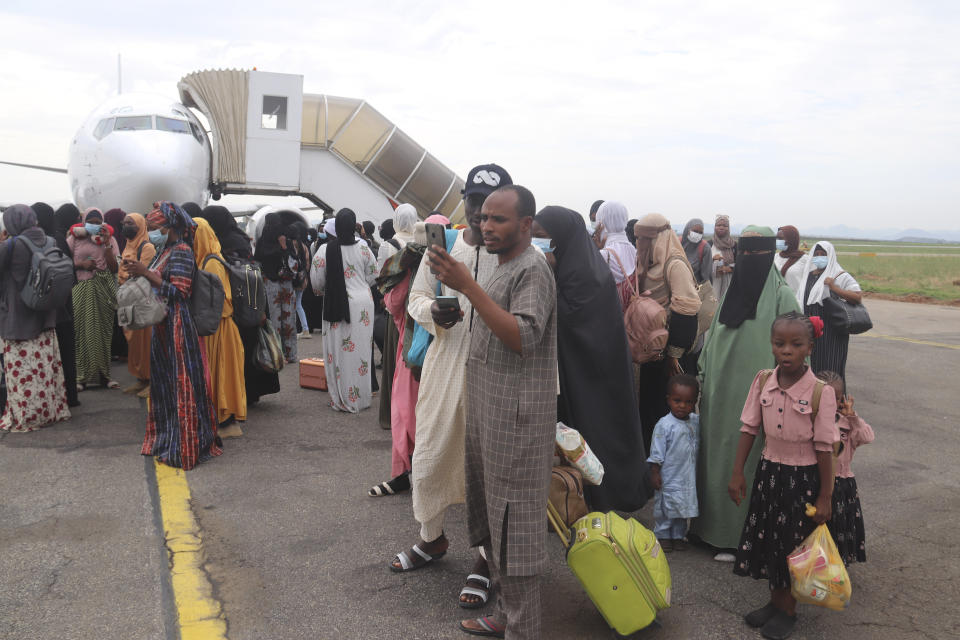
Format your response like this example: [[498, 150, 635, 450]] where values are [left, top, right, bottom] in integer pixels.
[[1, 298, 958, 640]]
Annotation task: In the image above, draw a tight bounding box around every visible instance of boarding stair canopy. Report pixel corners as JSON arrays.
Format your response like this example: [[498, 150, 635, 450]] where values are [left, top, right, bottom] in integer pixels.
[[178, 69, 465, 223]]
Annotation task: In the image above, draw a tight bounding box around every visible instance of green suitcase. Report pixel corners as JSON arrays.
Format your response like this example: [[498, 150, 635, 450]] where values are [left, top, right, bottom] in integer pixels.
[[565, 511, 671, 636]]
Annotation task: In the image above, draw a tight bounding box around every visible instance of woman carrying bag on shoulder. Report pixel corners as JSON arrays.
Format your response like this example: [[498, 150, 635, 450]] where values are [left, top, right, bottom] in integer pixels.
[[797, 240, 862, 382]]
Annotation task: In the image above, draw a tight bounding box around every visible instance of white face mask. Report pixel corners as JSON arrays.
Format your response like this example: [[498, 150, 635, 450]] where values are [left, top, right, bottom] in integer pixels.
[[687, 231, 703, 244]]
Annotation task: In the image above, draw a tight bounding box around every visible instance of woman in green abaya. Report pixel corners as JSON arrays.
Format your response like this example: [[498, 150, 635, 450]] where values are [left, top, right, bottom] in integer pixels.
[[691, 226, 801, 560]]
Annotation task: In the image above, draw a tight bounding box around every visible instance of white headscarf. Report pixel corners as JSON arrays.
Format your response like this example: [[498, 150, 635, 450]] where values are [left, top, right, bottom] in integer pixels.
[[393, 203, 418, 242], [596, 200, 636, 281], [323, 218, 337, 238], [797, 240, 842, 306]]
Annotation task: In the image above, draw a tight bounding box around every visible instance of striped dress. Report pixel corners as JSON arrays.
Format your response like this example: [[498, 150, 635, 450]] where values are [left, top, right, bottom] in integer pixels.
[[140, 242, 222, 470], [803, 271, 861, 382]]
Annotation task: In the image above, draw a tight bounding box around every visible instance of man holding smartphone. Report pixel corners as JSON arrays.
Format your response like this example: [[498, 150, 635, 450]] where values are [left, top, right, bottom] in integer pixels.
[[428, 185, 557, 640], [390, 165, 512, 603]]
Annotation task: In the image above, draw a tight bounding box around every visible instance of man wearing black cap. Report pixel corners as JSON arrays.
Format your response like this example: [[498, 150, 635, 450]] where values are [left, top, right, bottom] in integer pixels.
[[388, 164, 512, 611]]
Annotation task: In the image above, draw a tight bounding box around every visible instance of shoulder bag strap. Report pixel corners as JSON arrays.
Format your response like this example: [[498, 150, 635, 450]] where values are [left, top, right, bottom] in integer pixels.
[[607, 250, 639, 298]]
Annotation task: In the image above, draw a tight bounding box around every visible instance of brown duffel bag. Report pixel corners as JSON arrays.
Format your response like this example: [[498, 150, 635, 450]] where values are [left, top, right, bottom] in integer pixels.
[[549, 465, 589, 528]]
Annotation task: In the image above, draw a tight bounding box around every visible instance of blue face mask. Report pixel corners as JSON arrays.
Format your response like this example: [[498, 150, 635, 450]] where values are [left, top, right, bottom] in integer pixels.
[[775, 239, 787, 252], [318, 233, 327, 240], [811, 255, 829, 270], [84, 223, 102, 236], [149, 229, 168, 246], [532, 237, 554, 253]]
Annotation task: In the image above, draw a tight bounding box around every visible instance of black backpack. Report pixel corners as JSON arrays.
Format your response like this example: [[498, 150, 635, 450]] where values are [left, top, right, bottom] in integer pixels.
[[16, 236, 74, 311], [204, 255, 267, 329], [189, 258, 226, 336]]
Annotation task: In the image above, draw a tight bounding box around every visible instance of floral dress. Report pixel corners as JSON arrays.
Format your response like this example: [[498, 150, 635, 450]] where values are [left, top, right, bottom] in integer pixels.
[[310, 241, 378, 413]]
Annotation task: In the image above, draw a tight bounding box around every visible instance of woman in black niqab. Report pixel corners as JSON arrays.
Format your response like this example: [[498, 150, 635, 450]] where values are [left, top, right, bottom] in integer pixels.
[[533, 206, 653, 512], [716, 234, 776, 329]]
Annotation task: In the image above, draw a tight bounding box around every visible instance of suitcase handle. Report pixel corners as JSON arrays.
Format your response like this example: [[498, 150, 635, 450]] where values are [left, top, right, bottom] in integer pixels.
[[547, 501, 571, 549]]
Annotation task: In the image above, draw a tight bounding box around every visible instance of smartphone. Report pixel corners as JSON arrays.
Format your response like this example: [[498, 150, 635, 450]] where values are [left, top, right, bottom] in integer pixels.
[[436, 295, 461, 312], [425, 222, 446, 274]]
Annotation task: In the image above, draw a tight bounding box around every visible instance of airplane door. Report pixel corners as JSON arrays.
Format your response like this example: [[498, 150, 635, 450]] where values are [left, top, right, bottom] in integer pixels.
[[245, 71, 303, 189]]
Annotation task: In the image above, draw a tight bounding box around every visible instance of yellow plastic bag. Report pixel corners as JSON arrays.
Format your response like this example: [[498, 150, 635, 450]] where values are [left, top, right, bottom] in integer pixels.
[[787, 506, 851, 611]]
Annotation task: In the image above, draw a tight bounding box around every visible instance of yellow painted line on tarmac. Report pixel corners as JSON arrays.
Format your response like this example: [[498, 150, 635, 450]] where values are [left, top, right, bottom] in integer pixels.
[[154, 459, 228, 640], [857, 332, 960, 351]]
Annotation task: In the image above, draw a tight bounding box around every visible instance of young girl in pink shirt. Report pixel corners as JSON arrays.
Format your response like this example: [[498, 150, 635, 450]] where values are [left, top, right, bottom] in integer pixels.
[[728, 312, 840, 640], [819, 370, 874, 565]]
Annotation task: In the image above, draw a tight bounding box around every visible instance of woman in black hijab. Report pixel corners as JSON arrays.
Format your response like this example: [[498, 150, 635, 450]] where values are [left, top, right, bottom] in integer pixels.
[[198, 205, 253, 260], [310, 208, 379, 414], [533, 206, 653, 512], [255, 212, 299, 363], [33, 202, 80, 407], [198, 205, 279, 406], [54, 203, 81, 256]]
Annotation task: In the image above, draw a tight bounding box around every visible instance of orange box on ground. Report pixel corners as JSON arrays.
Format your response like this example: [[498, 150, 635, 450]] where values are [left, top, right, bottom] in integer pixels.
[[299, 358, 328, 391]]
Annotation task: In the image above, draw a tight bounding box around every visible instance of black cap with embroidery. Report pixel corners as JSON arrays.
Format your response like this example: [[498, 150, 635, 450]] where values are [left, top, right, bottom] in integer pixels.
[[462, 164, 513, 198]]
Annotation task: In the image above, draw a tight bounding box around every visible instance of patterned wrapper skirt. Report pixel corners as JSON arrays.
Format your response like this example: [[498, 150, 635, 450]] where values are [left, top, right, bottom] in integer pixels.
[[733, 457, 821, 589], [73, 270, 118, 385], [0, 330, 71, 432], [265, 278, 297, 363], [828, 476, 866, 565]]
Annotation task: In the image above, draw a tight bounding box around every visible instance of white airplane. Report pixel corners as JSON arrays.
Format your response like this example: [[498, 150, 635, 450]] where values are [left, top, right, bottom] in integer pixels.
[[3, 69, 466, 226], [1, 93, 211, 214]]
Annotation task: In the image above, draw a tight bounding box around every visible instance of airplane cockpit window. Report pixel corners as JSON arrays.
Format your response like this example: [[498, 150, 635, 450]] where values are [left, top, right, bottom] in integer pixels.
[[261, 95, 288, 130], [156, 116, 191, 134], [93, 118, 115, 140], [114, 115, 153, 131], [189, 122, 207, 146]]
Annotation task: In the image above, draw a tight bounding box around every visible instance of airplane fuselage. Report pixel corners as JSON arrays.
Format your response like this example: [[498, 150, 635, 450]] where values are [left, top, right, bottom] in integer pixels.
[[68, 93, 211, 213]]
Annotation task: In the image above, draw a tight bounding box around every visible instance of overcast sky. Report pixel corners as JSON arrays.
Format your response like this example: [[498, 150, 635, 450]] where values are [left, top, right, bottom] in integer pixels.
[[1, 0, 958, 232]]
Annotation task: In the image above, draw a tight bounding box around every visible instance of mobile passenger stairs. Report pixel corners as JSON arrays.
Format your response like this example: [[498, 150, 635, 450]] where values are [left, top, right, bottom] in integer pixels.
[[178, 69, 466, 225]]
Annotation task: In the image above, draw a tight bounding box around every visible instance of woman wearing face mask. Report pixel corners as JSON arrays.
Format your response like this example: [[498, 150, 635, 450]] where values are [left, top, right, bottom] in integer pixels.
[[709, 215, 737, 301], [773, 226, 809, 295], [796, 241, 861, 381], [593, 201, 638, 311], [67, 208, 121, 390], [691, 226, 801, 560], [681, 218, 713, 285], [118, 213, 156, 397], [126, 202, 222, 470], [534, 206, 653, 512]]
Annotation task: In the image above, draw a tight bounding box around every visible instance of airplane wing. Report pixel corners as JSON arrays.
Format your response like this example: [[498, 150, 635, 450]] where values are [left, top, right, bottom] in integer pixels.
[[0, 161, 68, 174]]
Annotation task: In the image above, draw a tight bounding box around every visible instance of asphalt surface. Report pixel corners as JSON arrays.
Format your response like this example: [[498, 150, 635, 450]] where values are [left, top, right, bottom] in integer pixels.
[[1, 298, 958, 640]]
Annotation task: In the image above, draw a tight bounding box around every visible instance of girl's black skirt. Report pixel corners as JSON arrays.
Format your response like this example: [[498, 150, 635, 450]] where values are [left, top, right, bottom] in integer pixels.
[[733, 457, 821, 589], [828, 476, 866, 565]]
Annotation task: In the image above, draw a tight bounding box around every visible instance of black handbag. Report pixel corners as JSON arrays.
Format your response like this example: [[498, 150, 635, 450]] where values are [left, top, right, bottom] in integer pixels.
[[822, 293, 872, 335]]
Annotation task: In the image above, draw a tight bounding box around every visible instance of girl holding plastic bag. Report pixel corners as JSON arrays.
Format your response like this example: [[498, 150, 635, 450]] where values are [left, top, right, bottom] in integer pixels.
[[726, 312, 840, 640]]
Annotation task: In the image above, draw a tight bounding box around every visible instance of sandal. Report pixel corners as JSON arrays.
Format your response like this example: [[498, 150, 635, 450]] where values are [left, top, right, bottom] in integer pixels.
[[106, 380, 120, 390], [459, 574, 491, 609], [459, 617, 505, 638], [368, 472, 410, 497], [389, 544, 446, 573]]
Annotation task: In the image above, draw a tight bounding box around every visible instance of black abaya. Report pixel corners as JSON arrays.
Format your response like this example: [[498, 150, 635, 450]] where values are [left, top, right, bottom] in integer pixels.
[[535, 206, 653, 512]]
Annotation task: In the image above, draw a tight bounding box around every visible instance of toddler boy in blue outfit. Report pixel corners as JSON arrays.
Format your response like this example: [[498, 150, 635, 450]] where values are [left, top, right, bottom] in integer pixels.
[[647, 374, 700, 552]]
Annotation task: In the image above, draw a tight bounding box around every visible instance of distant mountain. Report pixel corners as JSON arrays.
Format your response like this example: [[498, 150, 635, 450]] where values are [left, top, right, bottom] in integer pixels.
[[700, 223, 960, 244]]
